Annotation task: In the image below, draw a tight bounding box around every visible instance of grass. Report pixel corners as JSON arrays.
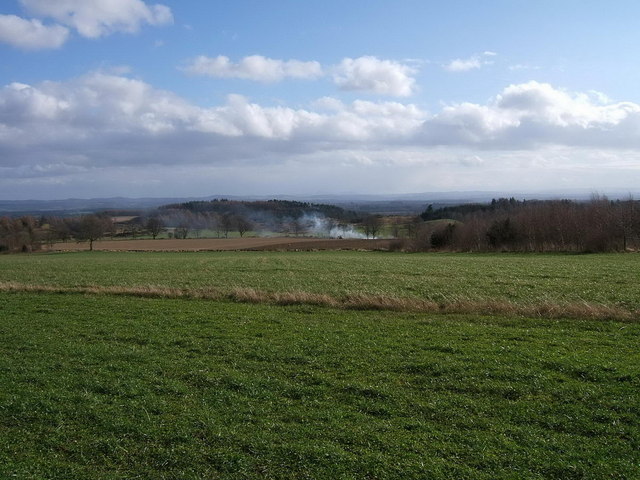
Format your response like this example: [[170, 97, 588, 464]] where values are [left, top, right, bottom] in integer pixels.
[[1, 251, 640, 313], [1, 292, 638, 479], [1, 251, 639, 478], [0, 281, 633, 321]]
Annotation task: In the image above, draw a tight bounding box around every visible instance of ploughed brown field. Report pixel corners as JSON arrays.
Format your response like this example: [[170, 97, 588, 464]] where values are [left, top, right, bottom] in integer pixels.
[[48, 237, 394, 252]]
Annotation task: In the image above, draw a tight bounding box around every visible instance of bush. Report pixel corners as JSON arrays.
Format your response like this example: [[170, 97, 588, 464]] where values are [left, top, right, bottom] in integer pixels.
[[430, 223, 457, 249]]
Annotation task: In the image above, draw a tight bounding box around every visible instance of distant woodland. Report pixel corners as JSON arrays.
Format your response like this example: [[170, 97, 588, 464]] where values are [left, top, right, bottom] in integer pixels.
[[161, 199, 355, 221], [1, 196, 639, 253], [414, 196, 640, 252]]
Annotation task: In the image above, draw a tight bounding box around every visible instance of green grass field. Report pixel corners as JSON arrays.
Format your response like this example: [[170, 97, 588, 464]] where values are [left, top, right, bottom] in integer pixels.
[[1, 251, 639, 478], [2, 251, 640, 311]]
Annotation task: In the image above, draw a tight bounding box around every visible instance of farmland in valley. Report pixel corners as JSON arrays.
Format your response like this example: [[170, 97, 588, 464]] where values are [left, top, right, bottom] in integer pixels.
[[1, 251, 638, 478], [46, 237, 394, 252]]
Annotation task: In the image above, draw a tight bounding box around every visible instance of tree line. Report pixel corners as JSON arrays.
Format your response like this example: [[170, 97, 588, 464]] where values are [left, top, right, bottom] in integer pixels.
[[410, 196, 640, 252], [0, 214, 115, 252], [3, 196, 639, 253], [161, 199, 357, 222], [157, 199, 363, 239]]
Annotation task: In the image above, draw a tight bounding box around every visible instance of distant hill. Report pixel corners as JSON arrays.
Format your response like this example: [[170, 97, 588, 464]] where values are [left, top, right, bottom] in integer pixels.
[[160, 199, 358, 221], [2, 189, 638, 217], [0, 197, 200, 216]]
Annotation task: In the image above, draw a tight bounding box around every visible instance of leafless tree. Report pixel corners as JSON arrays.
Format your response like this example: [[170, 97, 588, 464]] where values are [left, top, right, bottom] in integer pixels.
[[146, 217, 164, 239], [291, 218, 306, 237], [363, 215, 382, 239], [390, 217, 403, 238], [0, 216, 41, 252], [76, 214, 112, 251], [175, 222, 190, 239], [324, 217, 337, 237], [235, 215, 252, 237], [221, 213, 234, 238]]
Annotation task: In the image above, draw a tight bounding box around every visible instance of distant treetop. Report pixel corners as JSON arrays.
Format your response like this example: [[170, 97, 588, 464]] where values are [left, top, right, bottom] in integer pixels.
[[159, 199, 356, 221]]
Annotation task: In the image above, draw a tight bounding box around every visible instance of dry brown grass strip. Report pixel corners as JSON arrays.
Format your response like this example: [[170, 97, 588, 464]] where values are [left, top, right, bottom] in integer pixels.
[[0, 281, 636, 322], [227, 287, 340, 308], [341, 293, 440, 312], [437, 298, 634, 321]]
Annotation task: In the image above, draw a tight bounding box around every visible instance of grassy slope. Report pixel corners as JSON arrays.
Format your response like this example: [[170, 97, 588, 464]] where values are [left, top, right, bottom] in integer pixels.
[[1, 251, 640, 311], [1, 292, 638, 479]]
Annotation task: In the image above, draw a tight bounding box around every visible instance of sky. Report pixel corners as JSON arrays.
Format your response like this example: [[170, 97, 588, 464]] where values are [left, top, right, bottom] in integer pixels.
[[1, 0, 640, 200]]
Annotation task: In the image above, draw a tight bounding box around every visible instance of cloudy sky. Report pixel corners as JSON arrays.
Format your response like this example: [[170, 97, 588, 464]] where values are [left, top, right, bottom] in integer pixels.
[[1, 0, 640, 200]]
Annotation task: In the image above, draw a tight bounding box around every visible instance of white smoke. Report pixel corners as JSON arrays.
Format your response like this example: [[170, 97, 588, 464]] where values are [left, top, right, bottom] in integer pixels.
[[302, 214, 368, 239]]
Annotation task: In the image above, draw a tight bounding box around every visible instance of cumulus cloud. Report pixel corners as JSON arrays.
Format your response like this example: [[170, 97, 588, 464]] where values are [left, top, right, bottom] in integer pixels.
[[0, 72, 425, 169], [183, 55, 323, 82], [333, 56, 417, 97], [3, 75, 640, 156], [444, 57, 482, 72], [0, 14, 69, 49], [420, 81, 640, 148], [0, 0, 172, 49], [443, 51, 496, 72], [2, 74, 640, 198], [184, 54, 417, 96], [20, 0, 173, 38]]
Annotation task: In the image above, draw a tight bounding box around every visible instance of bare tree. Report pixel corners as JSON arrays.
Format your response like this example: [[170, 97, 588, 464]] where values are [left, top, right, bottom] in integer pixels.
[[363, 215, 382, 239], [146, 216, 164, 239], [290, 218, 306, 237], [405, 216, 422, 239], [221, 213, 234, 238], [324, 217, 337, 237], [615, 197, 638, 250], [123, 220, 142, 239], [52, 218, 72, 242], [0, 216, 41, 253], [191, 213, 207, 238], [76, 214, 111, 251], [235, 215, 252, 238], [208, 213, 223, 238], [390, 217, 400, 238], [175, 222, 190, 239]]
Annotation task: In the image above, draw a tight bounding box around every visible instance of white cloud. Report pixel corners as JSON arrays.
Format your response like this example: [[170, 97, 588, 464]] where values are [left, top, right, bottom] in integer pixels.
[[420, 81, 640, 148], [444, 57, 482, 72], [0, 71, 426, 161], [183, 55, 323, 82], [183, 54, 418, 97], [311, 96, 345, 112], [459, 155, 485, 166], [508, 64, 541, 71], [2, 74, 640, 198], [0, 14, 69, 49], [20, 0, 172, 38], [333, 56, 417, 97], [443, 51, 496, 72], [3, 75, 640, 155], [1, 0, 173, 49], [0, 82, 72, 121]]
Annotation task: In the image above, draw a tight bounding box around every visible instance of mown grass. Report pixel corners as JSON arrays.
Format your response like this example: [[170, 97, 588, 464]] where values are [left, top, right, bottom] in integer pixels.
[[1, 292, 639, 479], [1, 251, 640, 312]]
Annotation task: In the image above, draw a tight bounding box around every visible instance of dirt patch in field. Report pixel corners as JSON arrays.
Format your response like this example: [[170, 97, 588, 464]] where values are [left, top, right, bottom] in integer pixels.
[[48, 237, 394, 252]]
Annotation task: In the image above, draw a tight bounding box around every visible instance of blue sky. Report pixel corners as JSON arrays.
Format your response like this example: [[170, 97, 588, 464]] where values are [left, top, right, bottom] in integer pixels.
[[1, 0, 640, 199]]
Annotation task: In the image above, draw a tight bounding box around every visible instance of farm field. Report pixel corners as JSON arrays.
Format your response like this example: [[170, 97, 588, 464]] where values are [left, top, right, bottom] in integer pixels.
[[1, 251, 639, 478], [2, 251, 640, 316], [46, 237, 393, 252]]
